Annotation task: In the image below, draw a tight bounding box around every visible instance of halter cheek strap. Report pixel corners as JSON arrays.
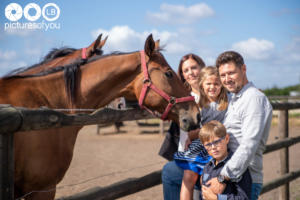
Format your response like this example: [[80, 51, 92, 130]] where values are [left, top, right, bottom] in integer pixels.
[[138, 50, 195, 120], [82, 48, 87, 59]]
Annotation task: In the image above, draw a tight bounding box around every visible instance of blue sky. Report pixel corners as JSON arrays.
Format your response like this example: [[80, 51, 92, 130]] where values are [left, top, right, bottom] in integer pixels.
[[1, 0, 300, 89]]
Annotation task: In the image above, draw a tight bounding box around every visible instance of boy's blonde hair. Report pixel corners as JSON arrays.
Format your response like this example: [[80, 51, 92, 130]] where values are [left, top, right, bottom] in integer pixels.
[[199, 120, 227, 144], [198, 66, 228, 111]]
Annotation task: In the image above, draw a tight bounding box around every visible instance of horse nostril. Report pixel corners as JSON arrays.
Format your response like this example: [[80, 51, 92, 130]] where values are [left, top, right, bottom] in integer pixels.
[[197, 113, 201, 124]]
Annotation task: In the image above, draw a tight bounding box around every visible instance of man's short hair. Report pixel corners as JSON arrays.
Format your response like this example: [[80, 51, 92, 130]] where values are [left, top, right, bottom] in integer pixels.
[[216, 51, 244, 69], [199, 120, 227, 144]]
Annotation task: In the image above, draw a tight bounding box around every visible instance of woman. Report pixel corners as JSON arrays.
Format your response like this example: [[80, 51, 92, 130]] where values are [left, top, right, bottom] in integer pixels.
[[160, 53, 205, 200]]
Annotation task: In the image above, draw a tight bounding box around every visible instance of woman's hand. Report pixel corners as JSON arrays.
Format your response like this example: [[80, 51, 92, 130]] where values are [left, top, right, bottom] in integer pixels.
[[188, 128, 200, 140], [184, 137, 192, 150]]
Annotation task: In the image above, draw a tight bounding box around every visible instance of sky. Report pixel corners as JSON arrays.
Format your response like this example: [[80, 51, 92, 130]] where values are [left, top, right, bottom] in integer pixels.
[[1, 0, 300, 89]]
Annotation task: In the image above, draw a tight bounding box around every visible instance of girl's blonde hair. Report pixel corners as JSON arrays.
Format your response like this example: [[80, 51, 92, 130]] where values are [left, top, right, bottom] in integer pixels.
[[198, 66, 228, 110]]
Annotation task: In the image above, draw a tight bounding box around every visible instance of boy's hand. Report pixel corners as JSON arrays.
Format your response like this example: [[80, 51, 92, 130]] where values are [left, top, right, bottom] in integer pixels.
[[206, 177, 226, 194], [202, 185, 217, 200]]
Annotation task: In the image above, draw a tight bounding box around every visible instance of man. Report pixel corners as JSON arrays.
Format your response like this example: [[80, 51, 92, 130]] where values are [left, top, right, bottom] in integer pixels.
[[206, 51, 273, 200]]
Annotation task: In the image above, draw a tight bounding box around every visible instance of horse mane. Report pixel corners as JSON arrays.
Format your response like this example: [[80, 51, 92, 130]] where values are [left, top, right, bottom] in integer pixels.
[[44, 47, 77, 62], [2, 51, 138, 104], [2, 49, 163, 105], [4, 47, 77, 77], [3, 51, 136, 79]]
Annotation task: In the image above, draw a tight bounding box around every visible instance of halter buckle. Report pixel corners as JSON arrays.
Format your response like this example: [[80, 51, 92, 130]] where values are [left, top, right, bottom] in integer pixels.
[[169, 97, 176, 104], [143, 78, 151, 84]]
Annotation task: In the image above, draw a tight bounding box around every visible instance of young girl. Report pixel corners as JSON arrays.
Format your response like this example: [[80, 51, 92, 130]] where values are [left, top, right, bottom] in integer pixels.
[[173, 66, 228, 200]]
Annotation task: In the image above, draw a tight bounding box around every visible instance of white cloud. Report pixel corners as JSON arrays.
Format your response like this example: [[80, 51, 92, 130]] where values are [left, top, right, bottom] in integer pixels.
[[4, 28, 35, 37], [165, 42, 191, 54], [0, 50, 17, 60], [285, 37, 300, 62], [232, 38, 275, 60], [91, 25, 179, 53], [147, 3, 214, 25]]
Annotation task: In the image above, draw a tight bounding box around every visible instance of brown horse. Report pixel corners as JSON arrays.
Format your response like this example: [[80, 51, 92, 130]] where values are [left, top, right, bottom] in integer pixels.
[[9, 33, 108, 76], [0, 34, 200, 200]]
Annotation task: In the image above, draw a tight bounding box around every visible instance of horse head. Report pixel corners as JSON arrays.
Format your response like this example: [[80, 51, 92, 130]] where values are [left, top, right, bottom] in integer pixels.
[[134, 34, 200, 131]]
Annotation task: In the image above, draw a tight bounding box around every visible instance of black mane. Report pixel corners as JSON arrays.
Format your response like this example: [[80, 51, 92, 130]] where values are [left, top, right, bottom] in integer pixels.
[[2, 51, 138, 105], [4, 47, 77, 77], [44, 47, 77, 62]]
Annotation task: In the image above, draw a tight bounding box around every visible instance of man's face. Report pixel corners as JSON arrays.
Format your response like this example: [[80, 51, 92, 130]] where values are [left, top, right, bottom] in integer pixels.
[[218, 62, 247, 93]]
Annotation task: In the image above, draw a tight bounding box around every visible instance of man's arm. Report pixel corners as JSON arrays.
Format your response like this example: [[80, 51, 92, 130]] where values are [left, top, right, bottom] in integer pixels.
[[220, 96, 272, 180]]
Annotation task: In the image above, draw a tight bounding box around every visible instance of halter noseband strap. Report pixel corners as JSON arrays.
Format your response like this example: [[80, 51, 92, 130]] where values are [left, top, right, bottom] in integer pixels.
[[138, 50, 195, 120]]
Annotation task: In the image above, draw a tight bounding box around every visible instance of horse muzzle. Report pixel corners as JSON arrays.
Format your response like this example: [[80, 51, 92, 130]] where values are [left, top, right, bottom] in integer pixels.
[[179, 111, 201, 132]]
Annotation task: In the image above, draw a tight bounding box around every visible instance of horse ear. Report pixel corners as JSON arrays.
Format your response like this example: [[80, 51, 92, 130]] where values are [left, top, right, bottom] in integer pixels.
[[144, 34, 155, 57], [98, 35, 108, 49], [86, 33, 103, 56]]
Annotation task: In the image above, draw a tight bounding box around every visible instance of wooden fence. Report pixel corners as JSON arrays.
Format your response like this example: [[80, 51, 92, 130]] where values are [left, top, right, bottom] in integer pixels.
[[0, 101, 300, 200]]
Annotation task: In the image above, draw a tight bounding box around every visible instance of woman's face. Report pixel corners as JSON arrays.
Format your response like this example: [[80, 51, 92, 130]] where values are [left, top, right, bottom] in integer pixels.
[[181, 58, 202, 87]]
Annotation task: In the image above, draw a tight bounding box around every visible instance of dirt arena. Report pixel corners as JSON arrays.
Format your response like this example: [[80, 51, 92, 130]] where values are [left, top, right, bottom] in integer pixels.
[[55, 118, 300, 200]]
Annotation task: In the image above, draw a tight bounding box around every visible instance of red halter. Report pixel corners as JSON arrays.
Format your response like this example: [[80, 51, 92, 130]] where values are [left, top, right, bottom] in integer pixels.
[[138, 50, 195, 120], [82, 48, 87, 59]]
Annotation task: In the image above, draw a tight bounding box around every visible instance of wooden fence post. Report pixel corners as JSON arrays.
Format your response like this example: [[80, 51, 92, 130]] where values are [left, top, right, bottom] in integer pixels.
[[0, 132, 14, 200], [0, 105, 23, 200], [278, 110, 289, 200]]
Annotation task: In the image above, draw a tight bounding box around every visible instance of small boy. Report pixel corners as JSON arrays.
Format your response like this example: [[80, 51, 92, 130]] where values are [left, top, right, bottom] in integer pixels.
[[199, 120, 252, 200]]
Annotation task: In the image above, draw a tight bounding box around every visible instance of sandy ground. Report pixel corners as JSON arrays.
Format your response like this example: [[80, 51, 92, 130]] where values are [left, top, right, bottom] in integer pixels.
[[55, 119, 300, 200]]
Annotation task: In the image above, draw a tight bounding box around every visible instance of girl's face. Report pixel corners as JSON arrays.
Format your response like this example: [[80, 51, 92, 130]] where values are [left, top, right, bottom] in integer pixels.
[[202, 75, 222, 102], [181, 58, 202, 87]]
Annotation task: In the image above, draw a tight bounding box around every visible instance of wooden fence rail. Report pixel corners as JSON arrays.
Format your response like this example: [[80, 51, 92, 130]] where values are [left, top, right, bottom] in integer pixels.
[[0, 101, 300, 200], [57, 131, 300, 200], [0, 105, 154, 200]]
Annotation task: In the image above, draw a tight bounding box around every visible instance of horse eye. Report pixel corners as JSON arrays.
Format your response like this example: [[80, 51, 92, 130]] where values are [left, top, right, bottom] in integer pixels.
[[165, 71, 173, 78]]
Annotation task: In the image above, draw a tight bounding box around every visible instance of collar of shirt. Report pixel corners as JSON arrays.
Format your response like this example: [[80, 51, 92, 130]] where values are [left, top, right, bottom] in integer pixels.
[[231, 82, 254, 100], [209, 150, 233, 169]]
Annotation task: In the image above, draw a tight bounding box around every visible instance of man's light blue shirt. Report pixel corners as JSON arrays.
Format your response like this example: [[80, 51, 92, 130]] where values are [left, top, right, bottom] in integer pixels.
[[220, 82, 273, 183]]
